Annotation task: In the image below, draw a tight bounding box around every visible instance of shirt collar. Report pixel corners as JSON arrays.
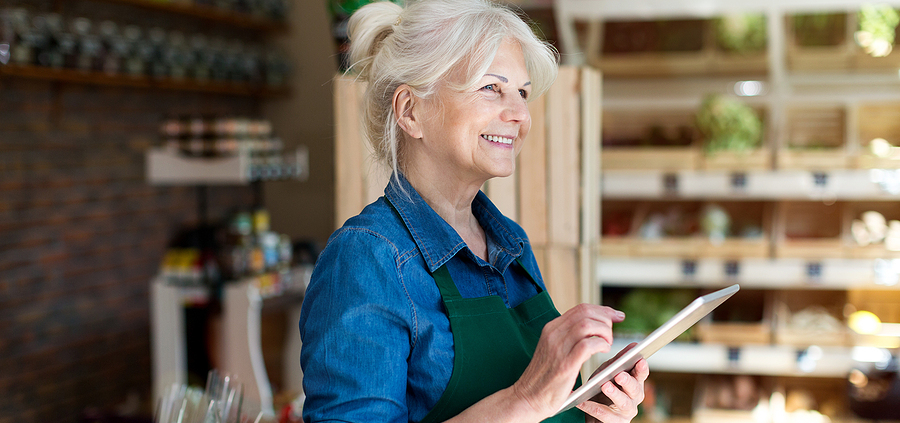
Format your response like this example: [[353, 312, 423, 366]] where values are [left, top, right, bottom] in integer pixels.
[[385, 173, 525, 273]]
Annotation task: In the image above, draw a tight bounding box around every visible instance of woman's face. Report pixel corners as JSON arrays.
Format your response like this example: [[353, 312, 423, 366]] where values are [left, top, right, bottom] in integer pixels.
[[415, 38, 532, 184]]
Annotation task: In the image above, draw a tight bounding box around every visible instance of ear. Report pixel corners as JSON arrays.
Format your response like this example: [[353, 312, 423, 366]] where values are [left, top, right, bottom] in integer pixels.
[[393, 84, 423, 139]]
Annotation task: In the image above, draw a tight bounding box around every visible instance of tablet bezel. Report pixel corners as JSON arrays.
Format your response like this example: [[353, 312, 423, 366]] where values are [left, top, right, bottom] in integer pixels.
[[555, 284, 740, 415]]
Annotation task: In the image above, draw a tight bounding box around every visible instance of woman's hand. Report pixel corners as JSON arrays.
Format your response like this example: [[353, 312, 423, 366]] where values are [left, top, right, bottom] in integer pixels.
[[510, 304, 626, 419], [578, 357, 648, 422]]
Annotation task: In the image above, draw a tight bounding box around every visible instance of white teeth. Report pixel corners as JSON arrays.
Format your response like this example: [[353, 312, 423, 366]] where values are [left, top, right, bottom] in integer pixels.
[[484, 135, 513, 145]]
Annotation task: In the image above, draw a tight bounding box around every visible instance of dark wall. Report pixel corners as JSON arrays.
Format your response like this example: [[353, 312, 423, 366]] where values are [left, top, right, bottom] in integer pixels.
[[0, 1, 268, 421]]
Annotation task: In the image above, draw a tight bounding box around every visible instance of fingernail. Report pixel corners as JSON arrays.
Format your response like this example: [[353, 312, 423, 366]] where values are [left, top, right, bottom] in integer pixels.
[[616, 311, 626, 319]]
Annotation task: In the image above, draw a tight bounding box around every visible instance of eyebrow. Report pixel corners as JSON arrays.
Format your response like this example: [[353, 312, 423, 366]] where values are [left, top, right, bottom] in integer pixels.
[[485, 73, 531, 86]]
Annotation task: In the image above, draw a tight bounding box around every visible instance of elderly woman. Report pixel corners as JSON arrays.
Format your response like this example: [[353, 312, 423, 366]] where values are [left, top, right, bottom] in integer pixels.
[[298, 0, 648, 422]]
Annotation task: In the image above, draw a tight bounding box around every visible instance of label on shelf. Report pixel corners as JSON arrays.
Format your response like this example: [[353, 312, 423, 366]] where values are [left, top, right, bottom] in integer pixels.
[[805, 261, 823, 284], [681, 259, 698, 279], [727, 346, 741, 369], [663, 173, 679, 196], [729, 172, 747, 192], [724, 260, 740, 278]]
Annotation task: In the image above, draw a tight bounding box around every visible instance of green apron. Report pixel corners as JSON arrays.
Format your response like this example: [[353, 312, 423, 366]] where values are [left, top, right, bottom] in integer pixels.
[[419, 261, 584, 423]]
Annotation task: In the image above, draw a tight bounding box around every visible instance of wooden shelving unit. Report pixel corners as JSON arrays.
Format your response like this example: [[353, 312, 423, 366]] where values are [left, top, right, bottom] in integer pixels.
[[0, 64, 290, 97], [554, 0, 900, 421]]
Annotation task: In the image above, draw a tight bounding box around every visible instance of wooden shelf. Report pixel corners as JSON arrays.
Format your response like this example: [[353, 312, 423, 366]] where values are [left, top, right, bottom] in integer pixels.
[[596, 256, 900, 289], [146, 146, 309, 186], [0, 63, 289, 97], [600, 338, 856, 377], [89, 0, 288, 31], [602, 169, 900, 200]]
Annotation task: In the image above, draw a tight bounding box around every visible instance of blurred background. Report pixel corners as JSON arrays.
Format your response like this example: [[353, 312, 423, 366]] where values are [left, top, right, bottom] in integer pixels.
[[2, 0, 900, 422]]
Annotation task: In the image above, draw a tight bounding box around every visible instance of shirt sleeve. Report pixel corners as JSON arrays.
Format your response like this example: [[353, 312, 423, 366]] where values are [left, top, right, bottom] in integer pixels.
[[299, 228, 415, 423]]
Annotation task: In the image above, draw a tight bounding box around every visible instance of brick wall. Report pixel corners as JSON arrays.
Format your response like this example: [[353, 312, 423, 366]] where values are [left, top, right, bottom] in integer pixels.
[[0, 2, 268, 421]]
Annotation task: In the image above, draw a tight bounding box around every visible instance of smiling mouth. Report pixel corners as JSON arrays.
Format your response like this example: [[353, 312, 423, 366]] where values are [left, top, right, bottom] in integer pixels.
[[482, 134, 514, 145]]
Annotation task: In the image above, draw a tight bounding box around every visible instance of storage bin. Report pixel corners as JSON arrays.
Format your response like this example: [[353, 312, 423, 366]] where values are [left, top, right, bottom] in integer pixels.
[[777, 106, 850, 170], [774, 201, 845, 259], [773, 290, 850, 347], [696, 289, 773, 345]]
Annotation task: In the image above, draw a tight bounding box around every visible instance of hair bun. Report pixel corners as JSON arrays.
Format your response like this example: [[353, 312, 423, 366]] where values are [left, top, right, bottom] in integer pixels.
[[347, 1, 404, 79]]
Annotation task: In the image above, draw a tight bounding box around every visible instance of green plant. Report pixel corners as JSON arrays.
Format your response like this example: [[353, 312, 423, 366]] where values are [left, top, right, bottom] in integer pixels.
[[695, 94, 762, 154], [716, 14, 766, 53], [857, 4, 900, 57], [615, 289, 697, 339]]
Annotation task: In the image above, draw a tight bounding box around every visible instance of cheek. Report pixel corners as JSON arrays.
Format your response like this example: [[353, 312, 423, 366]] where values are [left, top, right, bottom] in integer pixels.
[[520, 116, 532, 139]]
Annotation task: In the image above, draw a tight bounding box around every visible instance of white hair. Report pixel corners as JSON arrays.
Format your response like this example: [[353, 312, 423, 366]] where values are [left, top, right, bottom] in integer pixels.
[[347, 0, 559, 176]]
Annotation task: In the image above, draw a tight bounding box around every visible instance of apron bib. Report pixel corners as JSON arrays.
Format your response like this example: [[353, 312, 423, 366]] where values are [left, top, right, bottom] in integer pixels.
[[418, 261, 583, 423]]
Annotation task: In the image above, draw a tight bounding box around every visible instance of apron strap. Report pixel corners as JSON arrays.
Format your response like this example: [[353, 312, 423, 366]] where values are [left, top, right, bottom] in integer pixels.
[[432, 264, 463, 301]]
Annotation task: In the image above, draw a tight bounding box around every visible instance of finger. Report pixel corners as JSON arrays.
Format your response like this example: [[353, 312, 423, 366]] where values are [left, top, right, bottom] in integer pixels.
[[576, 400, 614, 422], [558, 304, 623, 328], [602, 380, 635, 416], [614, 370, 644, 403], [571, 334, 614, 361], [630, 358, 650, 383]]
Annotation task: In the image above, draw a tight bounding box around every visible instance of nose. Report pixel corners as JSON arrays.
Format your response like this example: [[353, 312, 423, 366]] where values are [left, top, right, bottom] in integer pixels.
[[501, 94, 529, 123]]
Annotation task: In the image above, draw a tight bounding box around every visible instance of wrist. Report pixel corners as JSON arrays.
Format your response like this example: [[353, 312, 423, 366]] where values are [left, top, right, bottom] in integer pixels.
[[508, 383, 551, 422]]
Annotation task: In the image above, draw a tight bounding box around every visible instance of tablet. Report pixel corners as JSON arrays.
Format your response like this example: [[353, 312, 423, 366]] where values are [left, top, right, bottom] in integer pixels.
[[555, 284, 740, 415]]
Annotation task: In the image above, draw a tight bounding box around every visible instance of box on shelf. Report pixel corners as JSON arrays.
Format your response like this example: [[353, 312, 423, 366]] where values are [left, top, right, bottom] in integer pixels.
[[777, 106, 850, 170], [842, 201, 900, 259], [785, 12, 855, 72], [641, 372, 699, 421], [692, 374, 775, 423], [773, 377, 852, 422], [582, 18, 768, 77], [602, 108, 699, 171], [700, 147, 772, 171], [774, 201, 845, 259], [600, 200, 641, 256], [696, 289, 772, 345], [855, 103, 900, 169], [773, 290, 850, 347], [601, 200, 770, 259]]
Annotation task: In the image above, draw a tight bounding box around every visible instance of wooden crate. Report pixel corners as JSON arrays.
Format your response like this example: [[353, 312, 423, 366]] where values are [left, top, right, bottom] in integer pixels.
[[605, 200, 771, 259], [854, 103, 900, 169], [692, 375, 774, 423], [333, 67, 602, 313], [696, 289, 773, 345], [773, 290, 850, 347], [602, 147, 699, 170], [598, 237, 637, 256], [776, 106, 849, 170], [700, 238, 769, 259], [773, 377, 852, 421], [785, 13, 855, 72], [700, 147, 772, 171], [601, 107, 699, 170], [703, 201, 771, 259], [600, 200, 641, 256], [584, 17, 767, 77], [842, 201, 900, 259], [774, 201, 845, 259], [848, 290, 900, 324]]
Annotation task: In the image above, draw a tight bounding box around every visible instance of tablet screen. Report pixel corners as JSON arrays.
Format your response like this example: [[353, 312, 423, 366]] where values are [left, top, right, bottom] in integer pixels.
[[555, 284, 740, 415]]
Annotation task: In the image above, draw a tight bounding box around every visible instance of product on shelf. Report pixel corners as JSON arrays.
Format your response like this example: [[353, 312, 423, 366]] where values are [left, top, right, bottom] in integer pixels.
[[0, 7, 291, 87], [158, 114, 303, 179], [695, 93, 763, 155], [157, 208, 299, 296]]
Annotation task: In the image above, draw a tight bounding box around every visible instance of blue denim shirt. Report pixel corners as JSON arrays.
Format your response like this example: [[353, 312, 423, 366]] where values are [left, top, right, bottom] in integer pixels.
[[299, 173, 549, 423]]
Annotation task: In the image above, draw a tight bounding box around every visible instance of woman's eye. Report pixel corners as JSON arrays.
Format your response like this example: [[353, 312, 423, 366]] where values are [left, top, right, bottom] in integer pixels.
[[481, 84, 499, 93], [519, 89, 529, 100]]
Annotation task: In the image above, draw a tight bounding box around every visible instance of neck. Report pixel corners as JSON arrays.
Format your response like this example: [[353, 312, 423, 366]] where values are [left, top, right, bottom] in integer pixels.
[[404, 166, 489, 261]]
